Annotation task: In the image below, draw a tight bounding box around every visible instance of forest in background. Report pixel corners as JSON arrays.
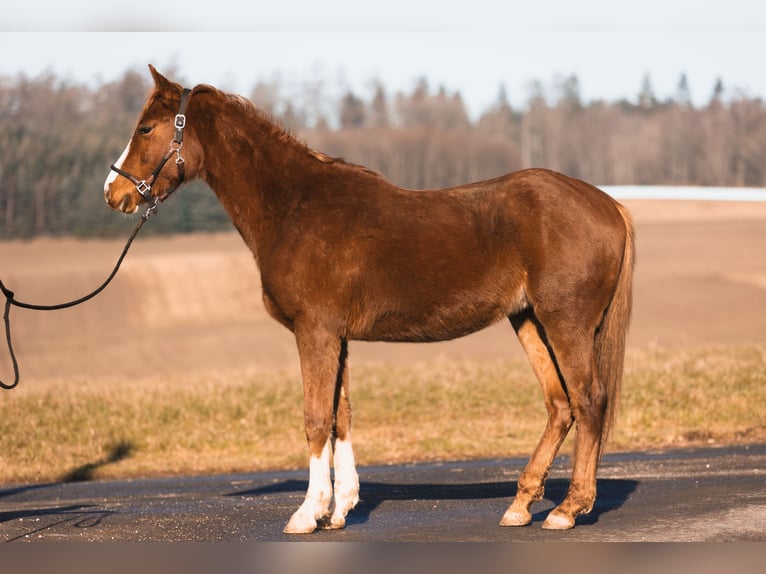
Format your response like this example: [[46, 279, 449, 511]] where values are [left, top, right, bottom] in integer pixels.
[[1, 68, 765, 238]]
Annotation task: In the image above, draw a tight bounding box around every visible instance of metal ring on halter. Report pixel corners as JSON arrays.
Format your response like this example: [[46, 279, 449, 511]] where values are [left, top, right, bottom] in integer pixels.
[[135, 180, 154, 202]]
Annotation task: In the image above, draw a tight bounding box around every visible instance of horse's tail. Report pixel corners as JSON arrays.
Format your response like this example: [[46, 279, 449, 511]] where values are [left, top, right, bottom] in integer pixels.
[[595, 202, 635, 457]]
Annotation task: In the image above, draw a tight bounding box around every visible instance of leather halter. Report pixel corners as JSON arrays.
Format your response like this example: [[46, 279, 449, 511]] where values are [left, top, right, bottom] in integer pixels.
[[110, 88, 192, 211]]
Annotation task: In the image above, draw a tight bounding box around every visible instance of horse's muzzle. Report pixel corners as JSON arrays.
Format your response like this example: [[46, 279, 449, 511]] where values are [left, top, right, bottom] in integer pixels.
[[104, 187, 138, 214]]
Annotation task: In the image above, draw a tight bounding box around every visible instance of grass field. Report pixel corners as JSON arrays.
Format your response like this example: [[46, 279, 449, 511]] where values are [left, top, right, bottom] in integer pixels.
[[0, 344, 764, 484], [0, 198, 765, 484]]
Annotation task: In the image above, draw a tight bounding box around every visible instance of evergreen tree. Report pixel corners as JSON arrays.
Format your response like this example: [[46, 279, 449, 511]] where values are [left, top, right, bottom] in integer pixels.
[[339, 90, 366, 129], [638, 73, 657, 109], [676, 73, 692, 108]]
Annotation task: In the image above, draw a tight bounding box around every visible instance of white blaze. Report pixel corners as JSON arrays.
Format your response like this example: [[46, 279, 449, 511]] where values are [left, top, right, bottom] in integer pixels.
[[104, 139, 132, 192]]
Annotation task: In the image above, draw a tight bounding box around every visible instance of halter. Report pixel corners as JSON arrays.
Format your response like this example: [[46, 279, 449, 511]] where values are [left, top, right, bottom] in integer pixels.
[[110, 88, 192, 214]]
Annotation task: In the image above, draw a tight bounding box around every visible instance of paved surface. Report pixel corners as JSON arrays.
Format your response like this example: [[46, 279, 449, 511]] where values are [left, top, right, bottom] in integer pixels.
[[0, 444, 764, 542]]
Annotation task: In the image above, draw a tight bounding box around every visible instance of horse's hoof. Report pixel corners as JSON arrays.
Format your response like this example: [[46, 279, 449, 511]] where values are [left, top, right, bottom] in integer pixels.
[[283, 512, 318, 534], [318, 515, 346, 530], [499, 509, 532, 527], [541, 510, 575, 530]]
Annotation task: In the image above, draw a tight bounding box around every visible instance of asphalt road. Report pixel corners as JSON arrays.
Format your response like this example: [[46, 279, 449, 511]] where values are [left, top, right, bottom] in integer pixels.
[[1, 444, 764, 542]]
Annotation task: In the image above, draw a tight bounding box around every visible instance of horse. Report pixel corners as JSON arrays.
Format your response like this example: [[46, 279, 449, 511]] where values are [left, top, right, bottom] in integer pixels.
[[104, 66, 634, 534]]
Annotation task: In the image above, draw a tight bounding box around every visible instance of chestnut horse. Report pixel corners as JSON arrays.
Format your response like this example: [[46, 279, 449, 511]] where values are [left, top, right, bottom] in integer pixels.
[[104, 66, 634, 534]]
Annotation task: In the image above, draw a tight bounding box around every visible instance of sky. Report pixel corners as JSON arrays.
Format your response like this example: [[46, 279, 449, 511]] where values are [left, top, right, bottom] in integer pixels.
[[1, 0, 765, 118]]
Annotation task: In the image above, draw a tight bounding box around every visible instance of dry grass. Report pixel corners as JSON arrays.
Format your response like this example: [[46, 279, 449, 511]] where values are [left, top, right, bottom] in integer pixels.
[[614, 345, 766, 448], [0, 344, 764, 485]]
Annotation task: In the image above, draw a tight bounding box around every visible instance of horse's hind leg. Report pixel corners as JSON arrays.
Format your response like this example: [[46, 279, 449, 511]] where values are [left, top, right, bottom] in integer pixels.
[[512, 311, 607, 530], [284, 326, 359, 534], [501, 310, 574, 527], [532, 314, 606, 530]]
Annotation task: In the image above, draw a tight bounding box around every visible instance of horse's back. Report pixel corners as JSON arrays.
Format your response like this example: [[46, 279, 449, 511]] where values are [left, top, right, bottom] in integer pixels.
[[339, 168, 629, 342]]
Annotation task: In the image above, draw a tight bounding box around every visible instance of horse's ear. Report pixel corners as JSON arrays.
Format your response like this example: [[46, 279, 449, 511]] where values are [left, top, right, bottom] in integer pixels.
[[148, 64, 175, 94]]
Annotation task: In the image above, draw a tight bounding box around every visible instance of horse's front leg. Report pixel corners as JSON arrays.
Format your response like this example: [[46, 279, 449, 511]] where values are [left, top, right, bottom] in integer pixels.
[[283, 435, 333, 534], [322, 339, 359, 530], [283, 327, 358, 534]]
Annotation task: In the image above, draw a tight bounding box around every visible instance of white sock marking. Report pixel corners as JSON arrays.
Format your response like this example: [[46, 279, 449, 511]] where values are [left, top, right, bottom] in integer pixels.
[[284, 439, 333, 533], [332, 437, 360, 521]]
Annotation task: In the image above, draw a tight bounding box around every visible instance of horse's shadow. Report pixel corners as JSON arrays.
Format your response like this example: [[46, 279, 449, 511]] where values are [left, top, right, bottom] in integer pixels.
[[230, 476, 638, 527]]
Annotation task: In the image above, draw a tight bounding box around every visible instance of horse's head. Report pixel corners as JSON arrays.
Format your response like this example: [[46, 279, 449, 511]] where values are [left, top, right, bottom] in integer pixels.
[[104, 65, 198, 214]]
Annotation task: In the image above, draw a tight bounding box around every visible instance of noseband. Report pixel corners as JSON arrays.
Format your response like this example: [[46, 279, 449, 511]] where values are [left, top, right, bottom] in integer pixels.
[[110, 88, 192, 212]]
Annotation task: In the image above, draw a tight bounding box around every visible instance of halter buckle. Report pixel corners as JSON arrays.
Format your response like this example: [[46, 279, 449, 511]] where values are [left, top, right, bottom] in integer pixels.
[[136, 180, 152, 200], [174, 114, 187, 130]]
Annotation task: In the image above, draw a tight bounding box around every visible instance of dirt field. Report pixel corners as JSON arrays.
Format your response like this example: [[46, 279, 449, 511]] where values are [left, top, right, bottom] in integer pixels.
[[1, 198, 766, 385]]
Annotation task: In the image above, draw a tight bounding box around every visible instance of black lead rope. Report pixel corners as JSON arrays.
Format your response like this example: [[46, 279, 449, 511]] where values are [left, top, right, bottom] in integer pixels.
[[0, 204, 154, 390], [1, 87, 191, 390]]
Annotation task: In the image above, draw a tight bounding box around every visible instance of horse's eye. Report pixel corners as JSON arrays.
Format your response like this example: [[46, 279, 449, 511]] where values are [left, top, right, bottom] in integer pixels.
[[138, 125, 153, 135]]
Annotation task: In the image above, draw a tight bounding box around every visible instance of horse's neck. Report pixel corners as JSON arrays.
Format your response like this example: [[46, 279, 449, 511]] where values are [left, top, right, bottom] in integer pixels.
[[199, 109, 314, 258]]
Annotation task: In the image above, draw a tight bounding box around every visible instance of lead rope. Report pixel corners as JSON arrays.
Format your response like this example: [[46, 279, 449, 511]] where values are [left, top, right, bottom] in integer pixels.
[[1, 88, 192, 390], [0, 207, 155, 390]]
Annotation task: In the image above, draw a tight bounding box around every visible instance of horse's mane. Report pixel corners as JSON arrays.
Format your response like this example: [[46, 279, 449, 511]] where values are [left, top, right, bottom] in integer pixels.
[[196, 84, 382, 179]]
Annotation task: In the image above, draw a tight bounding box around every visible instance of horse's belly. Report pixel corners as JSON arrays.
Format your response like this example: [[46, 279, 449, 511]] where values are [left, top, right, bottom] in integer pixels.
[[349, 297, 518, 343]]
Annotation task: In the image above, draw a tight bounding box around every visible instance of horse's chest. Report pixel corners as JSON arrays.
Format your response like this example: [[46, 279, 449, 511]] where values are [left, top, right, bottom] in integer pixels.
[[261, 290, 296, 332]]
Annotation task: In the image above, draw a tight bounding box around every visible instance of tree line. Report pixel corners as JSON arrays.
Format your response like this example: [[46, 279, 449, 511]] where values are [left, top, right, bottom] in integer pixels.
[[1, 69, 765, 238]]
